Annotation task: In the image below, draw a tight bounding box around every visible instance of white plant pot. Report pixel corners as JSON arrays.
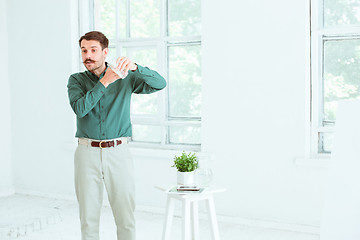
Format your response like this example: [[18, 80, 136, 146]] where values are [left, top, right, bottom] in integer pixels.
[[177, 171, 195, 186]]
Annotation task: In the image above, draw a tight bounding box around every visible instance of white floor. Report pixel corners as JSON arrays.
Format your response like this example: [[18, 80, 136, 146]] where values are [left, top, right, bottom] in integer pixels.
[[0, 194, 320, 240]]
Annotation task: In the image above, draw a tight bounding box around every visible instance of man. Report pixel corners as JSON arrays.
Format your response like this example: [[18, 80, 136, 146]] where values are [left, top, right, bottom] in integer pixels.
[[67, 31, 166, 240]]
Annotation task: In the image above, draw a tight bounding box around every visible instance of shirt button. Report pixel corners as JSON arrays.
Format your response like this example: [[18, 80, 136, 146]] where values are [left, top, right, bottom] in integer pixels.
[[102, 120, 104, 123], [101, 106, 104, 109], [102, 133, 105, 136]]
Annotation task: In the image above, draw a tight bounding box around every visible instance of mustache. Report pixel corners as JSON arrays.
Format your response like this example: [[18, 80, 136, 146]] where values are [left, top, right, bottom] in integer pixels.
[[83, 59, 95, 63]]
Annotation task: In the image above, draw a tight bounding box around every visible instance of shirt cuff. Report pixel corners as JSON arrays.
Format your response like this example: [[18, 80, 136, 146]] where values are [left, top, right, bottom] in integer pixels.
[[134, 64, 156, 77], [93, 80, 106, 97]]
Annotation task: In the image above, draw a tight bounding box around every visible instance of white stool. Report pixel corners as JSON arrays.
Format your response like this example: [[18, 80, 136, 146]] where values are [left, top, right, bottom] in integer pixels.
[[160, 187, 225, 240]]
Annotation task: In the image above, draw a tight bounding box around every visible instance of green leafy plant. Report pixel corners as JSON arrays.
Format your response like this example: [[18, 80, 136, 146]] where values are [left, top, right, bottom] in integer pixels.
[[172, 151, 198, 172]]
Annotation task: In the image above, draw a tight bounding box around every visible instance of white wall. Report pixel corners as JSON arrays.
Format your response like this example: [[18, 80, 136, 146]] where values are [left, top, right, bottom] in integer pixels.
[[6, 0, 330, 229], [0, 0, 14, 196], [200, 0, 328, 227], [7, 0, 76, 197]]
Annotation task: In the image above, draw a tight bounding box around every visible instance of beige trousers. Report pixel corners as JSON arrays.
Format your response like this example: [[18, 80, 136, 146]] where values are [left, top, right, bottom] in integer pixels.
[[74, 142, 135, 240]]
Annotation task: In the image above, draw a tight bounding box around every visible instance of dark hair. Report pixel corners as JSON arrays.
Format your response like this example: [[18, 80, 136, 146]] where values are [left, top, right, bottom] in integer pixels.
[[79, 31, 109, 50]]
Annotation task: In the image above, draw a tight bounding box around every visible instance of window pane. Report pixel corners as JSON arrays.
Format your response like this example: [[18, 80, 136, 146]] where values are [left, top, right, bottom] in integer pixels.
[[130, 48, 158, 70], [169, 45, 201, 118], [324, 0, 360, 28], [323, 39, 360, 122], [318, 132, 334, 153], [129, 48, 158, 115], [131, 94, 158, 115], [98, 0, 116, 40], [118, 0, 127, 38], [132, 125, 161, 143], [130, 0, 160, 38], [168, 0, 201, 37], [106, 47, 118, 63], [169, 126, 201, 145]]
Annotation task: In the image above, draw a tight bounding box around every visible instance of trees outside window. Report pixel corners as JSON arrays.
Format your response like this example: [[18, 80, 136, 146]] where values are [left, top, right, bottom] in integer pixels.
[[92, 0, 202, 150], [311, 0, 360, 154]]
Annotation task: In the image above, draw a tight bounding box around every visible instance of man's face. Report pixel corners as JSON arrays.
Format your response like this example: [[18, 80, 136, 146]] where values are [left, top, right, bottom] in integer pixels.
[[80, 39, 108, 72]]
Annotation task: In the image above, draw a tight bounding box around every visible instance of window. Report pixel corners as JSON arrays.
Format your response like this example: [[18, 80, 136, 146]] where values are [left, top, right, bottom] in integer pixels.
[[91, 0, 202, 150], [311, 0, 360, 155]]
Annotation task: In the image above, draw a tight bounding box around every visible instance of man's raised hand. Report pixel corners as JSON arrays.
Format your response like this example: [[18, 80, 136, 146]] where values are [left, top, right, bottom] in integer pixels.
[[100, 67, 120, 88]]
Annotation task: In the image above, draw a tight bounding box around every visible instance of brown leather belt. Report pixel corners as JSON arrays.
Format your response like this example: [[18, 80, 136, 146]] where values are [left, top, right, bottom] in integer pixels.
[[91, 140, 123, 148], [78, 138, 128, 148]]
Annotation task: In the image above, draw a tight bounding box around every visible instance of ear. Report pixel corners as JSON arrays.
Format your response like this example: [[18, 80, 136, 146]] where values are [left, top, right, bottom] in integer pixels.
[[103, 47, 109, 58]]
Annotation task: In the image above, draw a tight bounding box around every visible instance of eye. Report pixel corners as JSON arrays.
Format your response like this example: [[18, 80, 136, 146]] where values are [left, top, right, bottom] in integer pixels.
[[82, 50, 87, 53], [92, 49, 96, 53]]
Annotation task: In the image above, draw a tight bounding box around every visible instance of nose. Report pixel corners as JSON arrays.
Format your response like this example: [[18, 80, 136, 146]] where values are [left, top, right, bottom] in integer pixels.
[[85, 54, 91, 60], [83, 51, 93, 60]]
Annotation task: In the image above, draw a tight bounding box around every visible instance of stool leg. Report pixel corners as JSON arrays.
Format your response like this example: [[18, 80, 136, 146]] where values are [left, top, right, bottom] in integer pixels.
[[191, 201, 200, 240], [162, 196, 176, 240], [205, 195, 220, 240], [182, 199, 191, 240]]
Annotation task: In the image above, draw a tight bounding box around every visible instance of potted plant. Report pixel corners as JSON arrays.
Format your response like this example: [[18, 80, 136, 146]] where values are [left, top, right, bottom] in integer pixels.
[[172, 151, 199, 185]]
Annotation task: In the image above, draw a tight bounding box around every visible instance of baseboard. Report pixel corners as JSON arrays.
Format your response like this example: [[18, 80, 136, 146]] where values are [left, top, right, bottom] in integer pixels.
[[15, 188, 77, 202], [9, 190, 320, 235], [135, 205, 320, 235], [215, 215, 320, 235], [14, 187, 114, 207], [0, 186, 15, 197]]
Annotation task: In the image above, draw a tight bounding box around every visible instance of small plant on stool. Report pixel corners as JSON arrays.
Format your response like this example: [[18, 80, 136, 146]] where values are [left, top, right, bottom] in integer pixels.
[[172, 151, 198, 185]]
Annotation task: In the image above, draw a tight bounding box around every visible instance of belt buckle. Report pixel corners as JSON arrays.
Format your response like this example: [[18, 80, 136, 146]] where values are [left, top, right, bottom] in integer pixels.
[[99, 141, 105, 148]]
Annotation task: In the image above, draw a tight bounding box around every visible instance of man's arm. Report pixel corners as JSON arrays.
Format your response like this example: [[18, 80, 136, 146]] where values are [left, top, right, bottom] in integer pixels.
[[67, 75, 105, 118], [111, 56, 166, 94], [130, 64, 167, 94]]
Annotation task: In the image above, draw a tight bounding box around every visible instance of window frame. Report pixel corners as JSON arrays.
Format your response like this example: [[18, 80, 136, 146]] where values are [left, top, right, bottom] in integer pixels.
[[310, 0, 360, 156], [83, 0, 202, 151]]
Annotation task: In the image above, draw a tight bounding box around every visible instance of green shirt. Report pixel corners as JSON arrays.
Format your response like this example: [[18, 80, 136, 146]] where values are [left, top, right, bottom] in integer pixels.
[[67, 63, 166, 140]]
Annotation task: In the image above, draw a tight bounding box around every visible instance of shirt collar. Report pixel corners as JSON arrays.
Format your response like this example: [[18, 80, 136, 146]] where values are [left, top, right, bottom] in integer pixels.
[[86, 62, 109, 80], [99, 62, 110, 79]]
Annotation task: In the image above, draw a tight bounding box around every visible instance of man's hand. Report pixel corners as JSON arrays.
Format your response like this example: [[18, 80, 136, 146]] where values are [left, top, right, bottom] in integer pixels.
[[101, 56, 138, 88], [100, 67, 120, 88], [115, 57, 138, 75]]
